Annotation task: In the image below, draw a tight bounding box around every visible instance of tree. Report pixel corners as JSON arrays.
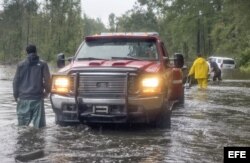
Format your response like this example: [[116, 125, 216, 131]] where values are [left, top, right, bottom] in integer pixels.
[[117, 4, 159, 32], [130, 0, 225, 59], [1, 0, 249, 69], [108, 13, 116, 32], [83, 14, 106, 36], [0, 0, 109, 64], [0, 0, 34, 63]]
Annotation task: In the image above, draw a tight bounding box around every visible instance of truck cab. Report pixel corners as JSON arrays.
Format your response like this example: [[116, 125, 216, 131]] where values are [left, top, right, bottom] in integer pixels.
[[50, 32, 184, 127]]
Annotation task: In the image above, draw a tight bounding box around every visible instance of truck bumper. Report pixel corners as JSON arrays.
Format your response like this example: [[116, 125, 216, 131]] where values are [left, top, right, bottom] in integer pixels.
[[50, 94, 79, 123], [50, 94, 165, 124]]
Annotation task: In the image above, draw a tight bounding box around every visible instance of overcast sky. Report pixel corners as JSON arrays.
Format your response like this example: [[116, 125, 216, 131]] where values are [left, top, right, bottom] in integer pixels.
[[81, 0, 136, 26]]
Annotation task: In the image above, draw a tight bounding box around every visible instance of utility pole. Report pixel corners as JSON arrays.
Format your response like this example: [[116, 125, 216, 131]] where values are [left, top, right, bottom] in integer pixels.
[[196, 11, 201, 54], [202, 0, 206, 56], [115, 18, 118, 32]]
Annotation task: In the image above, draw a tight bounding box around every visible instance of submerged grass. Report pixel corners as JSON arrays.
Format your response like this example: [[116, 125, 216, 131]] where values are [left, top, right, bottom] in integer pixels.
[[240, 64, 250, 73]]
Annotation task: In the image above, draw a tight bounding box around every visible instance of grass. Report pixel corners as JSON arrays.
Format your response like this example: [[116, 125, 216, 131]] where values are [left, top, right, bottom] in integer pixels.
[[240, 63, 250, 73]]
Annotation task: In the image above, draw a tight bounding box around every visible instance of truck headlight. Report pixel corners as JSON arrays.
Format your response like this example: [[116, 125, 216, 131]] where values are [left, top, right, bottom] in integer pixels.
[[141, 76, 161, 94], [51, 76, 71, 93]]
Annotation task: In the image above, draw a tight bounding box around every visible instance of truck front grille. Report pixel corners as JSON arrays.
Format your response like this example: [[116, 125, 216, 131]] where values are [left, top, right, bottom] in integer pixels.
[[78, 74, 127, 98]]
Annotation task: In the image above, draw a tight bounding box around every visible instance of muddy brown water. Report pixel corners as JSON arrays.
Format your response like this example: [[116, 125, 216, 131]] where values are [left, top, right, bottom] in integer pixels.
[[0, 65, 250, 163]]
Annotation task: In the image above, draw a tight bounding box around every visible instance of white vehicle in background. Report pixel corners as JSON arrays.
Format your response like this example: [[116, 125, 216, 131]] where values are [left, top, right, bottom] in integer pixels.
[[208, 56, 236, 69]]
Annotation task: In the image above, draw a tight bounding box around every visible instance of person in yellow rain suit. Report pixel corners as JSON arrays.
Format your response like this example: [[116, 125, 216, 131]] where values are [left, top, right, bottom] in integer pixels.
[[188, 53, 209, 90]]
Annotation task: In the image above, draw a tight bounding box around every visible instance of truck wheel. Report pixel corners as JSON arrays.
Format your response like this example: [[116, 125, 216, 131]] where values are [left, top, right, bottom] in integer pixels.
[[179, 87, 185, 104], [155, 101, 172, 128]]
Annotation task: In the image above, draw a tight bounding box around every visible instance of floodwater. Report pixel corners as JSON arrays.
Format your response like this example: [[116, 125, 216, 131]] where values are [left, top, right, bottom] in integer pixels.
[[0, 65, 250, 163]]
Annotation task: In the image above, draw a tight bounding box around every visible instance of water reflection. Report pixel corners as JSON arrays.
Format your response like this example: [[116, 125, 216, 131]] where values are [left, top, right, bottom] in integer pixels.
[[15, 127, 45, 162], [44, 125, 172, 163], [189, 89, 208, 102]]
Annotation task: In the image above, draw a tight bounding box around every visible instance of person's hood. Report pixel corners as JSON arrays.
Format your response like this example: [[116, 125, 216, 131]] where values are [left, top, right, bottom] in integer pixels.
[[27, 53, 39, 65], [195, 57, 206, 64]]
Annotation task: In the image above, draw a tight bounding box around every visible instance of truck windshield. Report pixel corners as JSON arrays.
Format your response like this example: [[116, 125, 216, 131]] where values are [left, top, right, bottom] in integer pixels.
[[75, 38, 159, 61]]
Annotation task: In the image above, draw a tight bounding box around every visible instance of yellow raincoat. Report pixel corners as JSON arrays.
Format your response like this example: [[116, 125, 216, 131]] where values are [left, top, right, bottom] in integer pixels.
[[188, 57, 209, 89]]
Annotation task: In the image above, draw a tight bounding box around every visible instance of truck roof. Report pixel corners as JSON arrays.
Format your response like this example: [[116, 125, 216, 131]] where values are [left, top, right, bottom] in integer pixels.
[[85, 32, 160, 40], [100, 32, 159, 36]]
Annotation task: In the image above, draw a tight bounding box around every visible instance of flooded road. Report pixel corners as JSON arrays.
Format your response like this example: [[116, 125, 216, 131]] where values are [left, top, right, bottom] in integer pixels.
[[0, 66, 250, 163]]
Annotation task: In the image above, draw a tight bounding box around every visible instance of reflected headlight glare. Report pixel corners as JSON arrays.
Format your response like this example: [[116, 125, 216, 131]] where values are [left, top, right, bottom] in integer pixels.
[[52, 77, 70, 93]]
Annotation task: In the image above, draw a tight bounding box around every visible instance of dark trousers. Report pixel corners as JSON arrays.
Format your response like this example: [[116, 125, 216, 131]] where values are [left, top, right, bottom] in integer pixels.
[[213, 70, 222, 81], [16, 99, 46, 128]]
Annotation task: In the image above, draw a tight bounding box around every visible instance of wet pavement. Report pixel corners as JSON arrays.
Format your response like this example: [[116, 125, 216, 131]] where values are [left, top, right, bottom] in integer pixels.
[[0, 66, 250, 163]]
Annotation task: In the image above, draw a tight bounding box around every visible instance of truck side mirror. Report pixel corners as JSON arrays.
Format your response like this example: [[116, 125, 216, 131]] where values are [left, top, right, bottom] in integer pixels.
[[174, 53, 184, 68], [57, 53, 65, 68]]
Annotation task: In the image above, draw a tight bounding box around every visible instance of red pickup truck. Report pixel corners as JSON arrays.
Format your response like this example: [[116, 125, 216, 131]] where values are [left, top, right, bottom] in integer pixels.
[[50, 32, 184, 127]]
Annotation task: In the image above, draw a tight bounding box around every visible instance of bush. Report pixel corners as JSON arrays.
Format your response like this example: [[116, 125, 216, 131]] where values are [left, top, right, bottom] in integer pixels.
[[240, 62, 250, 72], [239, 48, 250, 67]]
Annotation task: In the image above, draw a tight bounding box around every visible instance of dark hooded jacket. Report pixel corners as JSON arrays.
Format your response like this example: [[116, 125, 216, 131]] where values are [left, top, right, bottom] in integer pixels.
[[13, 53, 51, 100], [210, 61, 221, 73]]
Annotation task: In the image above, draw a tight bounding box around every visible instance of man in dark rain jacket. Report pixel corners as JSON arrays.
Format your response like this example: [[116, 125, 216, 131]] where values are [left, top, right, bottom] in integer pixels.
[[209, 60, 222, 82], [13, 44, 50, 128]]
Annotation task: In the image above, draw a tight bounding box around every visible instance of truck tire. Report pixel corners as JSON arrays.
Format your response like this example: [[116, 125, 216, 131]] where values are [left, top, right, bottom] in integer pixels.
[[155, 101, 172, 129], [179, 87, 185, 104]]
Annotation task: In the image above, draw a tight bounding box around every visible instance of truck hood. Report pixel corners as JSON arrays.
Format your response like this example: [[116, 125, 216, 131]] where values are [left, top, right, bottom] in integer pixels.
[[59, 60, 162, 73]]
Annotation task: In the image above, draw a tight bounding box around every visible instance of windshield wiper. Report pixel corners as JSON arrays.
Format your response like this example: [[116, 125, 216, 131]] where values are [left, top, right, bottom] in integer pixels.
[[77, 57, 106, 60], [111, 57, 141, 61]]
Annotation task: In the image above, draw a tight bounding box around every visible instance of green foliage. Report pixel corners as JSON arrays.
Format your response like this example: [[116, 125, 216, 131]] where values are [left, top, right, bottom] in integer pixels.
[[239, 61, 250, 73], [117, 5, 159, 32], [210, 0, 250, 59], [116, 0, 223, 59], [116, 0, 249, 64], [83, 15, 106, 36], [108, 13, 116, 32], [239, 48, 250, 68], [1, 0, 249, 67], [0, 0, 106, 63]]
